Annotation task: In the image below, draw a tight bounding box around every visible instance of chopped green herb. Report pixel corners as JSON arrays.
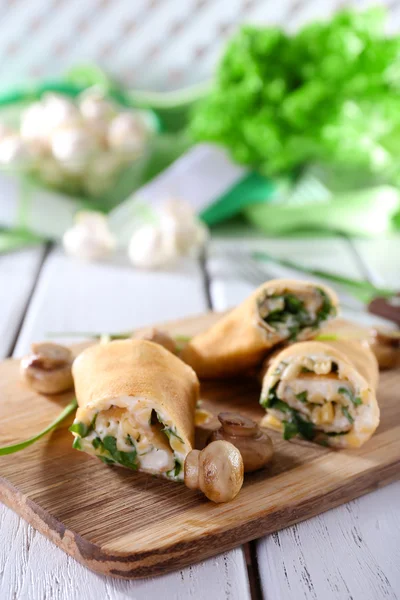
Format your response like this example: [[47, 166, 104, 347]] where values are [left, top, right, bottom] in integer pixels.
[[168, 459, 182, 478], [264, 389, 316, 441], [126, 434, 135, 447], [259, 289, 334, 342], [162, 427, 184, 444], [69, 421, 90, 437], [261, 382, 279, 408], [69, 412, 98, 439], [72, 437, 82, 450], [273, 399, 292, 414], [294, 413, 316, 441], [98, 456, 115, 465], [92, 437, 102, 450], [156, 412, 184, 444], [342, 406, 354, 424], [295, 391, 308, 403], [102, 435, 138, 470], [283, 421, 299, 440], [301, 366, 313, 374], [338, 387, 362, 406]]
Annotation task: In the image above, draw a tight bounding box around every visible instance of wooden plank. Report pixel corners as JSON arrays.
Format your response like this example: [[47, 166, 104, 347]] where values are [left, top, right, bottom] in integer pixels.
[[256, 481, 400, 600], [0, 246, 45, 358], [206, 234, 400, 600], [1, 313, 399, 580], [352, 235, 400, 289], [0, 248, 251, 600]]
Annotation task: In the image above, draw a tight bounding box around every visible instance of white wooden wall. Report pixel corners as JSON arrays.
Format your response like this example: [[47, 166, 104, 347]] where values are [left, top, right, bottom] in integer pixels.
[[0, 0, 399, 90]]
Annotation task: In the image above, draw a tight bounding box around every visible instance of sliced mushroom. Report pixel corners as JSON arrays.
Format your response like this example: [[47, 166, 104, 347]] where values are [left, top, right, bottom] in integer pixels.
[[20, 342, 74, 394], [209, 412, 274, 472], [184, 440, 244, 503], [134, 328, 177, 354], [369, 328, 400, 370]]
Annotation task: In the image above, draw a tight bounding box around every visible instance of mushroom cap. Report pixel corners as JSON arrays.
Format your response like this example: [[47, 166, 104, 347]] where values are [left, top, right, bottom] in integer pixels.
[[134, 328, 177, 354], [369, 328, 400, 370], [210, 412, 274, 472], [199, 440, 244, 503], [20, 342, 74, 395]]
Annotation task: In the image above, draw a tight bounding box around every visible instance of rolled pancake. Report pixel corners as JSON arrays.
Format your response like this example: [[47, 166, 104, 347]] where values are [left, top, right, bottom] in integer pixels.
[[260, 340, 379, 448], [181, 279, 338, 378], [71, 339, 199, 481]]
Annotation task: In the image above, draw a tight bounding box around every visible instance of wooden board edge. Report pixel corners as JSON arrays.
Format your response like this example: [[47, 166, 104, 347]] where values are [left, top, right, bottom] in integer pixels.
[[2, 458, 399, 579]]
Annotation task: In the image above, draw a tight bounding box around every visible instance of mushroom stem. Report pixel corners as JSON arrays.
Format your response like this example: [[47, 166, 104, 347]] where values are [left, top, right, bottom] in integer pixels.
[[184, 441, 244, 503], [184, 449, 200, 490]]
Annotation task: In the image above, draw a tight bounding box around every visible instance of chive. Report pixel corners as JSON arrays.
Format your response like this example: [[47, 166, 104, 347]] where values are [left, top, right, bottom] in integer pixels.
[[0, 397, 78, 456], [342, 406, 354, 424], [301, 366, 313, 373], [295, 391, 308, 403], [253, 251, 395, 303], [126, 434, 135, 447]]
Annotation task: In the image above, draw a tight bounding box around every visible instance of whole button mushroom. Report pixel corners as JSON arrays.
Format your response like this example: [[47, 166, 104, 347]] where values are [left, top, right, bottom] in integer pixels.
[[368, 328, 400, 370], [209, 412, 274, 473], [20, 342, 74, 395], [184, 440, 244, 503], [134, 328, 178, 354]]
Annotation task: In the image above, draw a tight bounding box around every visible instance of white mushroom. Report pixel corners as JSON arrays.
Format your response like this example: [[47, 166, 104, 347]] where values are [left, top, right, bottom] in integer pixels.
[[134, 328, 178, 354], [161, 198, 209, 256], [20, 102, 48, 151], [20, 342, 74, 394], [128, 223, 177, 269], [209, 412, 274, 473], [184, 440, 244, 503], [63, 211, 116, 261], [79, 90, 116, 123], [0, 135, 32, 168], [50, 127, 98, 174], [107, 112, 149, 155], [41, 93, 81, 132]]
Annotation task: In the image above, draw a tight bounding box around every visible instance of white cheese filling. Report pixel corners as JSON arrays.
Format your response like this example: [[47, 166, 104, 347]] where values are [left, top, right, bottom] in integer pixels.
[[76, 395, 188, 480]]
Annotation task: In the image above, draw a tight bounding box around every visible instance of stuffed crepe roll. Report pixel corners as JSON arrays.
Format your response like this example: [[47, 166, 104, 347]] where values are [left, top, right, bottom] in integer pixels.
[[70, 339, 199, 481], [181, 279, 338, 378], [260, 339, 379, 448]]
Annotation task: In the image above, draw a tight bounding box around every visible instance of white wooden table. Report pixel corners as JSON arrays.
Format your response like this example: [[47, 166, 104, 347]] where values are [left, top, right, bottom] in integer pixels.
[[1, 232, 399, 600]]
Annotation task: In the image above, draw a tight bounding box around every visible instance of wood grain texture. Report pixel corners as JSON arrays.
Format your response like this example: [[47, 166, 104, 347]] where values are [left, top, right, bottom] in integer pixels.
[[1, 247, 251, 599], [1, 311, 399, 580], [207, 233, 400, 600]]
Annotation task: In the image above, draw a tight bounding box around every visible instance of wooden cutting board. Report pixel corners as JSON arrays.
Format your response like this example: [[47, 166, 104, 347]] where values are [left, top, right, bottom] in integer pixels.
[[1, 312, 399, 580]]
